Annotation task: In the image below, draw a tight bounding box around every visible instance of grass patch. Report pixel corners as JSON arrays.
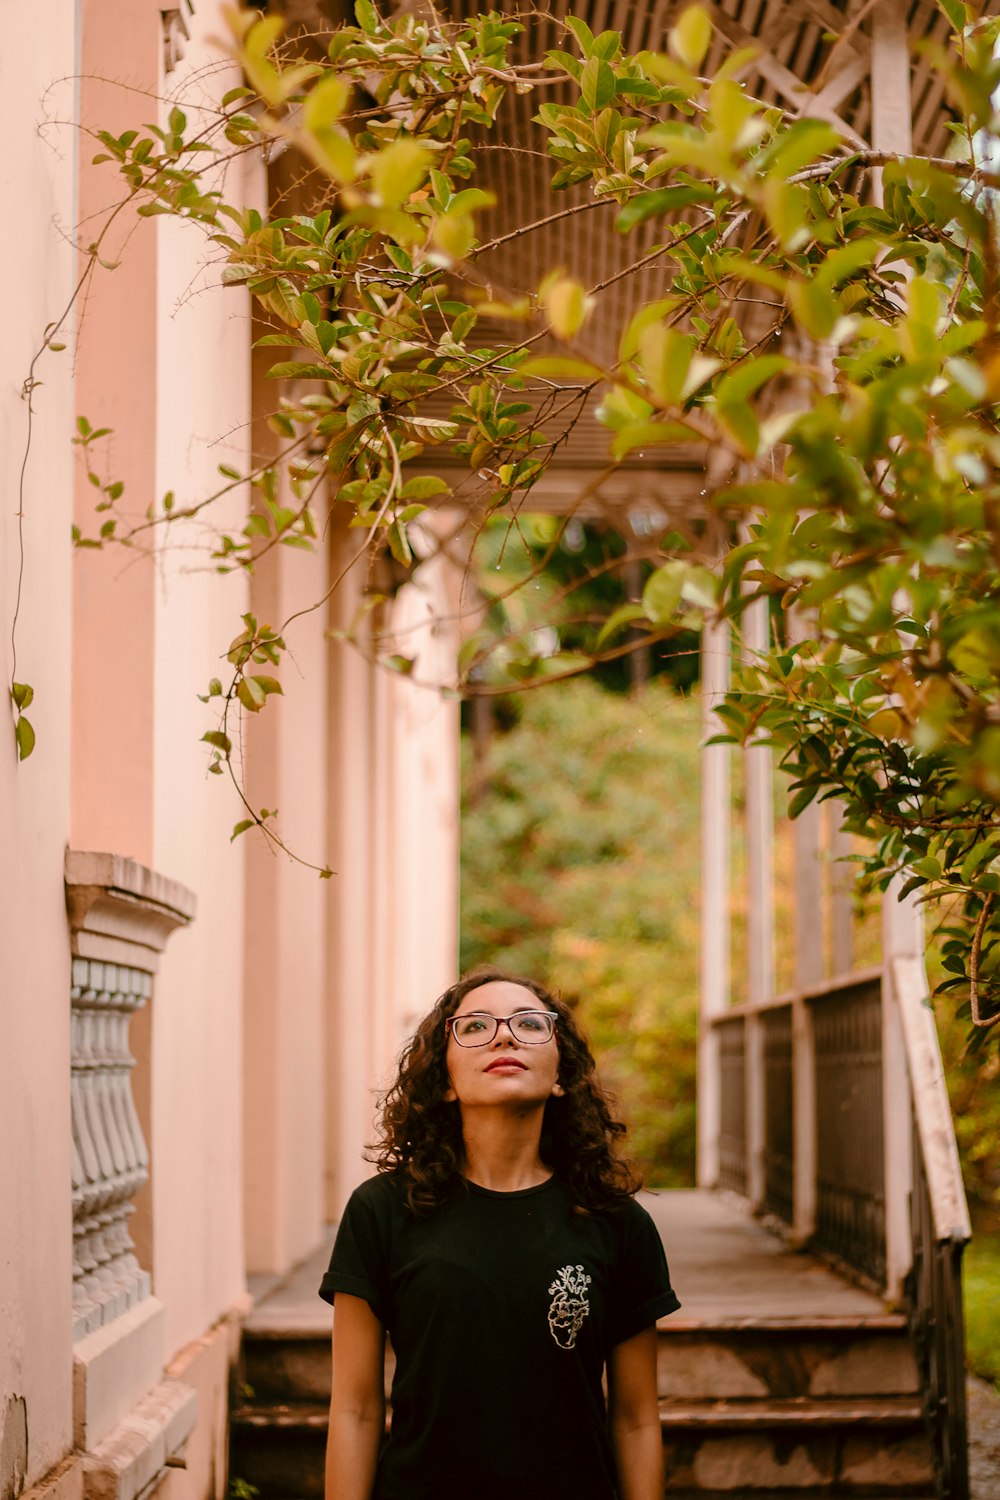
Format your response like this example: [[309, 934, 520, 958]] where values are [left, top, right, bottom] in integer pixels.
[[965, 1234, 1000, 1390]]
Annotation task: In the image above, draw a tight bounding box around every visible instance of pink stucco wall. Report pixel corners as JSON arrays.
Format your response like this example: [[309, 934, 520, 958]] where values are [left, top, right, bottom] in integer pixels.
[[0, 2, 77, 1485]]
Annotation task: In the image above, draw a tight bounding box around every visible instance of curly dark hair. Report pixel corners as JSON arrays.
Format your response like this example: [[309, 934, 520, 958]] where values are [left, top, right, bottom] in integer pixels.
[[368, 967, 641, 1214]]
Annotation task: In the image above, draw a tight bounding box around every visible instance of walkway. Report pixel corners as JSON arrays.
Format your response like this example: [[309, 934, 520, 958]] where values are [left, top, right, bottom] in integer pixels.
[[641, 1190, 887, 1325], [245, 1187, 885, 1331]]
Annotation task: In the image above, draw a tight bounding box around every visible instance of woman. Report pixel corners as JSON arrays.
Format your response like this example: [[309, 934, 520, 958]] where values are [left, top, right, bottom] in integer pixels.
[[320, 968, 680, 1500]]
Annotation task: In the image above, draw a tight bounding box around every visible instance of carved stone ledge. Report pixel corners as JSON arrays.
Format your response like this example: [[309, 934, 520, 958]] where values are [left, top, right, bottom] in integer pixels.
[[81, 1378, 196, 1500], [65, 852, 196, 972]]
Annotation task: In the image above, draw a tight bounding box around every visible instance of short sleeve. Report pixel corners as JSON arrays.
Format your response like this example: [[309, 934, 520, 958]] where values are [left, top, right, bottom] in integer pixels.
[[607, 1200, 681, 1348], [318, 1177, 393, 1320]]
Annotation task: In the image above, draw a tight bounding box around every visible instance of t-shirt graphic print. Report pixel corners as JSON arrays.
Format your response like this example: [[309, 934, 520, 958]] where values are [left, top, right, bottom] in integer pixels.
[[547, 1262, 592, 1348], [320, 1172, 681, 1500]]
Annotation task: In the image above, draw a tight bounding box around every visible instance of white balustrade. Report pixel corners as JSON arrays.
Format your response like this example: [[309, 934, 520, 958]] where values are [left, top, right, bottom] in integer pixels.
[[71, 958, 153, 1340]]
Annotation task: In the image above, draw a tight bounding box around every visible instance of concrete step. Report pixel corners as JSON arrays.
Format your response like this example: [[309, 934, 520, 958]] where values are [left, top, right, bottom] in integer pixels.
[[661, 1394, 932, 1494], [657, 1316, 919, 1401], [240, 1315, 918, 1406], [230, 1395, 933, 1497], [229, 1404, 328, 1500]]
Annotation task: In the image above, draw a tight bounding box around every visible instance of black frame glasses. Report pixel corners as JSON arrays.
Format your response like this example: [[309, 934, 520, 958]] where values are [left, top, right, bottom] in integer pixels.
[[445, 1011, 558, 1047]]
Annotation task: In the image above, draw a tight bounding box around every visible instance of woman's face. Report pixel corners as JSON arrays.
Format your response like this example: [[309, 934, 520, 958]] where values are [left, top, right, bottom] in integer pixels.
[[443, 979, 564, 1110]]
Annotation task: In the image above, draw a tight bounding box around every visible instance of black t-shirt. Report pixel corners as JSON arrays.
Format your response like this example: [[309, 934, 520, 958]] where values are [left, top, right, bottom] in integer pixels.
[[319, 1172, 680, 1500]]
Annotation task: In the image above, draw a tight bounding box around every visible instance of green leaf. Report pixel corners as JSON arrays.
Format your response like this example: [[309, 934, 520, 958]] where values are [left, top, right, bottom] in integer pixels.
[[237, 677, 267, 712], [202, 729, 232, 753], [670, 5, 713, 70], [520, 356, 604, 382], [14, 715, 35, 761], [231, 819, 256, 841], [638, 325, 692, 405], [355, 0, 379, 33], [581, 57, 616, 111], [788, 277, 837, 340], [543, 277, 591, 339], [615, 184, 713, 232], [432, 210, 475, 261], [763, 177, 810, 250], [937, 0, 968, 32], [250, 674, 283, 697], [759, 119, 839, 178], [596, 602, 646, 647], [304, 75, 350, 132], [788, 784, 819, 819], [10, 682, 34, 711], [564, 15, 596, 56], [400, 475, 450, 499], [642, 563, 685, 624], [611, 421, 695, 459], [714, 355, 791, 406], [371, 139, 430, 208]]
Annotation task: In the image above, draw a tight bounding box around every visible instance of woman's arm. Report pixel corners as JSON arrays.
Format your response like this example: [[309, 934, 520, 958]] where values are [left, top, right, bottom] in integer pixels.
[[326, 1293, 386, 1500], [607, 1325, 663, 1500]]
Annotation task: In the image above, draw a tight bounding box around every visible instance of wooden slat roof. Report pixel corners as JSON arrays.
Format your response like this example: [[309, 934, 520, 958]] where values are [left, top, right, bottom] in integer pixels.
[[287, 1, 986, 522]]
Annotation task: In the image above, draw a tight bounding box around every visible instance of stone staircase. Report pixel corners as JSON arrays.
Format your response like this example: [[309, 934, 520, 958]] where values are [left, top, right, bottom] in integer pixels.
[[229, 1192, 938, 1498], [657, 1314, 932, 1495]]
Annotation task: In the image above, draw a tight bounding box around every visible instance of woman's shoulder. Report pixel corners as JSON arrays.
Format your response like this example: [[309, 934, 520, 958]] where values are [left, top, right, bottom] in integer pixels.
[[343, 1168, 408, 1216], [585, 1188, 663, 1241]]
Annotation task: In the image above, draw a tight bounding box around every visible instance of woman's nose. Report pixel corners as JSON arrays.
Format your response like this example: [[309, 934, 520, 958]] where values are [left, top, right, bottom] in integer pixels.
[[491, 1018, 518, 1045]]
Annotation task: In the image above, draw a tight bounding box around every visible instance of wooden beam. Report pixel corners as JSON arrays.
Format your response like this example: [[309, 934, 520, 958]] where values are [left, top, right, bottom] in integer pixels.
[[870, 0, 913, 162]]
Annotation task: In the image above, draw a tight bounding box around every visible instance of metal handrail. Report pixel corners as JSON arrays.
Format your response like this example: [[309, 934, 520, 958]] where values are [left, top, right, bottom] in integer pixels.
[[892, 956, 972, 1500]]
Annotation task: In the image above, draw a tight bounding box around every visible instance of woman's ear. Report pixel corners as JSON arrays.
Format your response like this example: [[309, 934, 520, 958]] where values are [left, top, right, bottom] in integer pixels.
[[550, 1080, 565, 1098]]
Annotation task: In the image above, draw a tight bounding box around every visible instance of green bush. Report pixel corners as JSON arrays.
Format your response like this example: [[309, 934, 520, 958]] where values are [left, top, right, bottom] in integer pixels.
[[963, 1236, 1000, 1391], [461, 678, 701, 1186]]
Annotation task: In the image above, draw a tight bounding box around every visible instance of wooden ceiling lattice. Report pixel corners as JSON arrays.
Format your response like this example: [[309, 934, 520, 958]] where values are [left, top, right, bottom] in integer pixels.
[[287, 0, 991, 520]]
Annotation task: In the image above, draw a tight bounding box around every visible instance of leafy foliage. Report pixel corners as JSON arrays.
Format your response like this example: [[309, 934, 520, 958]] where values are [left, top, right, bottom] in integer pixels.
[[461, 678, 700, 1183], [34, 0, 1000, 1031]]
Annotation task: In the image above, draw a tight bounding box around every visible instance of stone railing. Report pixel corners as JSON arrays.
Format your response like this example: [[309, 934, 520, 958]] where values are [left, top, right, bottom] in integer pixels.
[[65, 853, 196, 1346], [70, 959, 153, 1339]]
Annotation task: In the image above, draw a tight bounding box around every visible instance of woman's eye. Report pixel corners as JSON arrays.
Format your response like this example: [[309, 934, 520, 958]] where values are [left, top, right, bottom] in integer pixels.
[[462, 1017, 487, 1032], [518, 1014, 544, 1031]]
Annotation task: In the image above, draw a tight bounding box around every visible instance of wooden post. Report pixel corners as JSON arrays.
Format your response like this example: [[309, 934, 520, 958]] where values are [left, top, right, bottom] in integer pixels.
[[872, 0, 916, 1304], [791, 799, 821, 1243], [743, 595, 774, 1209], [829, 806, 855, 977], [698, 615, 731, 1188], [882, 881, 919, 1303], [787, 607, 822, 1242]]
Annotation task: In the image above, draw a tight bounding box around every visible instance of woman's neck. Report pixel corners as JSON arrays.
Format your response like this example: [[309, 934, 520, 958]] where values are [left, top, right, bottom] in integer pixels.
[[459, 1106, 551, 1192]]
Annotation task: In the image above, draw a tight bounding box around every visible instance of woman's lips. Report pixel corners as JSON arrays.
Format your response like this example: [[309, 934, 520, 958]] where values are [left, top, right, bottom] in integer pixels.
[[484, 1058, 527, 1072]]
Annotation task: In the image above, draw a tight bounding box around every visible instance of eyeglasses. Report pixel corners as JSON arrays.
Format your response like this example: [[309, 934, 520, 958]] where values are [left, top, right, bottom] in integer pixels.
[[446, 1011, 558, 1047]]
